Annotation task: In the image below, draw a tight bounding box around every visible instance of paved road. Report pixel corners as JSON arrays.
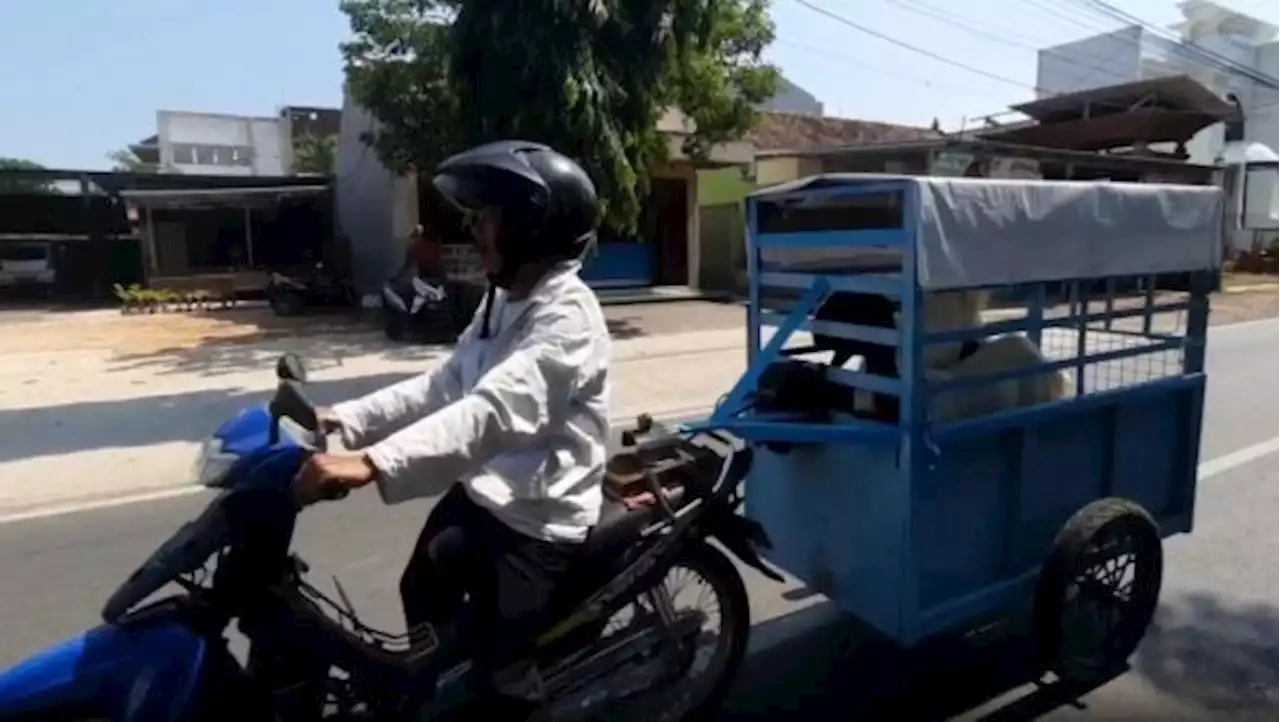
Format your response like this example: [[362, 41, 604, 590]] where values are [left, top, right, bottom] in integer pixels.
[[0, 319, 1274, 719]]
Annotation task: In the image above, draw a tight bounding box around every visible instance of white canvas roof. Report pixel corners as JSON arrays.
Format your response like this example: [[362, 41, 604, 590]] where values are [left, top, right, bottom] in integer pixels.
[[750, 174, 1224, 289]]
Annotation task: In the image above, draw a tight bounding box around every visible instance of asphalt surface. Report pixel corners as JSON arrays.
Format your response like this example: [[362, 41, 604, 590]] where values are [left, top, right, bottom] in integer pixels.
[[0, 319, 1275, 720]]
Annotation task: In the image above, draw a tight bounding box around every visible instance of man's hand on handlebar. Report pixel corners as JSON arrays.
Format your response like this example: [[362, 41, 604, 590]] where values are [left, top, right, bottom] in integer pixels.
[[314, 406, 345, 435], [294, 453, 379, 507]]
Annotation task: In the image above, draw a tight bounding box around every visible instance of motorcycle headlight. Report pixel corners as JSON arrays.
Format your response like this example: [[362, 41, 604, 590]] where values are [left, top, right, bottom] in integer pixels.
[[192, 438, 239, 488]]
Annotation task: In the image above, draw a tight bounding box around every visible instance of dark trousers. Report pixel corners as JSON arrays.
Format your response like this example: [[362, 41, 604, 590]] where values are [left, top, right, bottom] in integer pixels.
[[400, 484, 578, 715]]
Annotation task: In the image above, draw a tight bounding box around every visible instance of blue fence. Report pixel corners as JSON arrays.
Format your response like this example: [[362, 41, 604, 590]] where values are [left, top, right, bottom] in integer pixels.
[[579, 242, 655, 288]]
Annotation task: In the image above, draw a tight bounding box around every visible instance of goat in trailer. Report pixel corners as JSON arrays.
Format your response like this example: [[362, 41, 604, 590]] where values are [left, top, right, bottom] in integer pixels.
[[900, 290, 1071, 423], [813, 289, 1070, 423]]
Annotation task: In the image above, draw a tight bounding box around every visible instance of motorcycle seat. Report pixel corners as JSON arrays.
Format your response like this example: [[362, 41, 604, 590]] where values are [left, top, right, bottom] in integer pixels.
[[584, 496, 660, 555]]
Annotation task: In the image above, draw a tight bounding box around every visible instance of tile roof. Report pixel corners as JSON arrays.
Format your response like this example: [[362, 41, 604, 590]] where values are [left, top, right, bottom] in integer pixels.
[[746, 111, 942, 151]]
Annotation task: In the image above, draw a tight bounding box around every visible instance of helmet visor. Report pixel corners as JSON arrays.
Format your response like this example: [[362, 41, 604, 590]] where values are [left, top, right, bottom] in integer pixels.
[[431, 171, 489, 213]]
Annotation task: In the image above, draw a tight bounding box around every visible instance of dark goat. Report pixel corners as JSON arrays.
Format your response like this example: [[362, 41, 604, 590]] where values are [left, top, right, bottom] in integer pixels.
[[813, 291, 899, 373], [812, 291, 900, 420]]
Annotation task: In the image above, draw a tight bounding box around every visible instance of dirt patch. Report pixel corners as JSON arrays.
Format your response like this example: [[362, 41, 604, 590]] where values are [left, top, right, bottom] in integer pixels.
[[603, 301, 743, 338], [1208, 288, 1278, 326], [0, 307, 374, 357], [1222, 271, 1278, 288], [0, 300, 748, 358]]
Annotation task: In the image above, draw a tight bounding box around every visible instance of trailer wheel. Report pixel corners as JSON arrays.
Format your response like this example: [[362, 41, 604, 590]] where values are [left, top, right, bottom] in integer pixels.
[[1034, 497, 1163, 686]]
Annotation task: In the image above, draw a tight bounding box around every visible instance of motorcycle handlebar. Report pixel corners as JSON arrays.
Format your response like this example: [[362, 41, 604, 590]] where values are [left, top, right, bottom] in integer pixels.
[[268, 353, 326, 450], [270, 380, 320, 438]]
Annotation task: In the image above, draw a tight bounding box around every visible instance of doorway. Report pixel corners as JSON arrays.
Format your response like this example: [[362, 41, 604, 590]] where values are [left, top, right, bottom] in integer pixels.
[[649, 176, 689, 286]]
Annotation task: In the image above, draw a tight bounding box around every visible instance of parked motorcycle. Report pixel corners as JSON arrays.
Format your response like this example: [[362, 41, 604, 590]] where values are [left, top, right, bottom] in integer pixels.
[[0, 354, 778, 721], [381, 268, 483, 344], [266, 262, 355, 317]]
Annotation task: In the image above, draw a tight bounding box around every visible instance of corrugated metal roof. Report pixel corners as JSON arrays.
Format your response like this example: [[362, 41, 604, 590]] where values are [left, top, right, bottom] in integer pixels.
[[1010, 74, 1236, 122]]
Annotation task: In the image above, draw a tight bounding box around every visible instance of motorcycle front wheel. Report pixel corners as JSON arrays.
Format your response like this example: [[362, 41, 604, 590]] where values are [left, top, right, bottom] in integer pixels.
[[554, 542, 751, 721]]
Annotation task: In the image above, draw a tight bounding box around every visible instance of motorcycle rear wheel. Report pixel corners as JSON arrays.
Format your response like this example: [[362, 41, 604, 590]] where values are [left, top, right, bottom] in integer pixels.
[[557, 542, 751, 721]]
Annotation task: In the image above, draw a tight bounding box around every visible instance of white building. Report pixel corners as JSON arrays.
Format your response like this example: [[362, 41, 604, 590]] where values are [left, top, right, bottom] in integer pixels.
[[127, 106, 340, 176], [1036, 0, 1278, 165]]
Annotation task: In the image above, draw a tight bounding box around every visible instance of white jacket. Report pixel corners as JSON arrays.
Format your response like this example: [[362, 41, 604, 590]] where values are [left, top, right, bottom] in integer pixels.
[[332, 262, 611, 543]]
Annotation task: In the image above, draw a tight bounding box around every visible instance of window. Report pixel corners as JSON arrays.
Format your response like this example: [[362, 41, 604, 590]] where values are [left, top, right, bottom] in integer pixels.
[[0, 243, 50, 262], [169, 143, 254, 167], [171, 143, 198, 165], [229, 146, 254, 166]]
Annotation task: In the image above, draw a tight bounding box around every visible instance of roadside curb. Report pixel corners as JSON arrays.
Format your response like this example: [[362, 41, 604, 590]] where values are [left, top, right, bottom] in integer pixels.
[[743, 601, 843, 656], [1221, 282, 1278, 293]]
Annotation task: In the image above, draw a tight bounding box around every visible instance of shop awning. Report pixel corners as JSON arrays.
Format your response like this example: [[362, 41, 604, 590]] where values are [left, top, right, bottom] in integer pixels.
[[117, 184, 329, 210]]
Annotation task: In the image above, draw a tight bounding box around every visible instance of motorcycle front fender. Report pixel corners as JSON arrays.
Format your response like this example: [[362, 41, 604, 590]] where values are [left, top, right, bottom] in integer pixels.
[[382, 284, 408, 312], [0, 604, 207, 721]]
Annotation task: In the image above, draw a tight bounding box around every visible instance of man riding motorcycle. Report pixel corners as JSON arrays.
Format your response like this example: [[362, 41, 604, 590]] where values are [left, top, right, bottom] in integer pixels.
[[293, 140, 610, 717]]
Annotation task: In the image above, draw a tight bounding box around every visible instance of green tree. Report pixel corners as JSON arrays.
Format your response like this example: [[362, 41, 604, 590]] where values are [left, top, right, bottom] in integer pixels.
[[292, 132, 340, 175], [0, 157, 55, 193], [340, 1, 460, 176], [339, 0, 779, 234], [106, 149, 160, 173]]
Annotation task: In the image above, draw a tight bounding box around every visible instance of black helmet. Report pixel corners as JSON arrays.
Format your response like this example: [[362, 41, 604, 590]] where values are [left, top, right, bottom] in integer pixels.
[[431, 140, 599, 286]]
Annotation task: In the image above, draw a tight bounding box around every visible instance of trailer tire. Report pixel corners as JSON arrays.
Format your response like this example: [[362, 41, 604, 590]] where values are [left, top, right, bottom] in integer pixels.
[[1034, 497, 1163, 686]]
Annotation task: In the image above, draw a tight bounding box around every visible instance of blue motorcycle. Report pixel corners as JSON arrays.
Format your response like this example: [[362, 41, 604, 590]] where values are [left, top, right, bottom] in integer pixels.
[[0, 354, 778, 721]]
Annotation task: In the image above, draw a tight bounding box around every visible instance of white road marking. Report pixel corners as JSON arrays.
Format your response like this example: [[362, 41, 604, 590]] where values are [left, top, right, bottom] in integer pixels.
[[1210, 317, 1277, 333], [0, 485, 208, 525], [1197, 436, 1280, 480]]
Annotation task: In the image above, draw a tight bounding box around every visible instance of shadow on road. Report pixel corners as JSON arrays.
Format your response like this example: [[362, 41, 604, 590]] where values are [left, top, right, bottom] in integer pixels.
[[605, 317, 647, 340], [722, 601, 1073, 721], [0, 371, 419, 463], [1135, 593, 1278, 714], [99, 309, 651, 378], [102, 306, 439, 379], [107, 333, 443, 378]]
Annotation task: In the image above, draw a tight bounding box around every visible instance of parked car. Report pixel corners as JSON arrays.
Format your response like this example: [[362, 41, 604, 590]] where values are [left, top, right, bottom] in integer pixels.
[[0, 242, 55, 295]]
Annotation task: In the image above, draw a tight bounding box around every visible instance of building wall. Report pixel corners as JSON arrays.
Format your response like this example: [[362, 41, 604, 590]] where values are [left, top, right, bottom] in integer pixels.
[[338, 98, 743, 291], [1247, 42, 1279, 153], [1036, 26, 1145, 97], [334, 89, 419, 296], [156, 111, 288, 176], [753, 156, 823, 187], [1036, 16, 1279, 165]]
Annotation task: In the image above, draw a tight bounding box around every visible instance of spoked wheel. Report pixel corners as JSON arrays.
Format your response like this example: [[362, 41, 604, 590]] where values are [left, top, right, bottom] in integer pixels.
[[550, 542, 750, 721], [1034, 497, 1163, 686]]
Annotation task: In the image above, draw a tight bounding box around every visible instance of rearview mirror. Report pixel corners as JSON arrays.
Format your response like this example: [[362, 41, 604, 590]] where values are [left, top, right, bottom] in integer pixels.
[[276, 353, 308, 383], [270, 380, 319, 433]]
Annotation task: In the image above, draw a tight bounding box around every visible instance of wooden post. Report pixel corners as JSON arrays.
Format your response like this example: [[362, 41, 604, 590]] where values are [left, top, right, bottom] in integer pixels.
[[243, 205, 256, 267], [144, 206, 159, 276]]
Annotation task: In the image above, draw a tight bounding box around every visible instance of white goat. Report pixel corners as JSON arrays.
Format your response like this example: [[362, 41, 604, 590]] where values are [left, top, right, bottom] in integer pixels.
[[898, 290, 1071, 423]]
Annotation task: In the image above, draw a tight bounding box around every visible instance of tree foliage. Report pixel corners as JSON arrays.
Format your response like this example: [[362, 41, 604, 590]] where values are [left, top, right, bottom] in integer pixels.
[[0, 157, 55, 193], [340, 1, 461, 175], [292, 132, 340, 175], [339, 0, 779, 234], [106, 149, 160, 173]]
